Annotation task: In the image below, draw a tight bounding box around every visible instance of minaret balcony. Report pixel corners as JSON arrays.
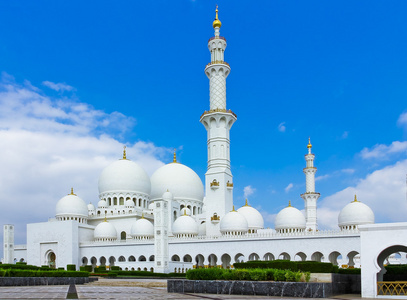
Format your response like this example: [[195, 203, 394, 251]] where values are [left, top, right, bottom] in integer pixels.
[[210, 179, 220, 190], [226, 181, 233, 190], [200, 108, 237, 119], [205, 60, 230, 68], [208, 36, 226, 42]]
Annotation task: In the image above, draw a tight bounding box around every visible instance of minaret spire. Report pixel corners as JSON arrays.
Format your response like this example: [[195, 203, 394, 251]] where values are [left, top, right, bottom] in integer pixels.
[[200, 7, 236, 236], [300, 137, 320, 231]]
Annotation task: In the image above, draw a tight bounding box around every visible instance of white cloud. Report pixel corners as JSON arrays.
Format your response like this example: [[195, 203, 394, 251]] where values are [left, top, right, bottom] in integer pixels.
[[341, 168, 355, 174], [42, 81, 75, 92], [360, 141, 407, 160], [284, 183, 294, 192], [318, 159, 407, 229], [0, 74, 166, 246], [278, 122, 286, 132], [243, 185, 256, 198], [341, 131, 349, 139], [397, 112, 407, 129], [315, 174, 330, 181]]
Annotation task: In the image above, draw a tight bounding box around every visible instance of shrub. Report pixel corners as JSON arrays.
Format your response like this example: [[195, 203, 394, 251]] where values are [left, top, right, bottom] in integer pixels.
[[338, 268, 361, 274], [296, 261, 334, 273], [58, 267, 65, 271], [66, 264, 76, 271], [234, 260, 336, 273], [385, 265, 407, 275], [110, 266, 121, 271], [16, 262, 27, 265], [94, 266, 106, 272], [249, 269, 266, 281]]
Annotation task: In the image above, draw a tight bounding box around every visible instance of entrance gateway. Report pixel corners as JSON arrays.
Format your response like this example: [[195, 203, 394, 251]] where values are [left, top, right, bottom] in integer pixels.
[[360, 223, 407, 298]]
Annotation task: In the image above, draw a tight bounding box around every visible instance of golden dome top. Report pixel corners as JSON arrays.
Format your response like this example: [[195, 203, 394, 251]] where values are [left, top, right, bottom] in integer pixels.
[[212, 6, 222, 28], [307, 137, 312, 149]]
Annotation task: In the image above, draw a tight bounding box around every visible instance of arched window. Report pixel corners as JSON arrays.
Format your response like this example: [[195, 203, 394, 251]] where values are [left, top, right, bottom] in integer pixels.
[[118, 256, 126, 262], [128, 256, 136, 262], [139, 255, 146, 261], [113, 197, 117, 205], [119, 197, 124, 205], [120, 231, 126, 240]]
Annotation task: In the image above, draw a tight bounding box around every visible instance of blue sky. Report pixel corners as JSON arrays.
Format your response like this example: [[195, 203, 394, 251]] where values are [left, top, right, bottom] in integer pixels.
[[0, 1, 407, 246]]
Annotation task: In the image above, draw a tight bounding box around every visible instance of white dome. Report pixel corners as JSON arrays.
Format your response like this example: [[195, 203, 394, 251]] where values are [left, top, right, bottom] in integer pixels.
[[98, 199, 107, 208], [275, 204, 306, 231], [172, 214, 199, 236], [150, 162, 204, 202], [237, 201, 264, 231], [198, 222, 206, 236], [338, 197, 374, 228], [162, 190, 174, 201], [98, 159, 151, 195], [148, 202, 155, 210], [181, 207, 191, 216], [87, 203, 95, 211], [220, 210, 248, 234], [55, 192, 88, 218], [125, 199, 134, 207], [94, 221, 117, 240], [130, 217, 154, 238]]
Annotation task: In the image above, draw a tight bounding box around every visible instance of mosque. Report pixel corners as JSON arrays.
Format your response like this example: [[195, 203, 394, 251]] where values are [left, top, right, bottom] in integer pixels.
[[3, 9, 406, 297]]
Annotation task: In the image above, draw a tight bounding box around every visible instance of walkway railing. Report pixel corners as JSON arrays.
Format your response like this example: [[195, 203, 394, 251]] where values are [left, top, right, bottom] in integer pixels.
[[378, 281, 407, 296]]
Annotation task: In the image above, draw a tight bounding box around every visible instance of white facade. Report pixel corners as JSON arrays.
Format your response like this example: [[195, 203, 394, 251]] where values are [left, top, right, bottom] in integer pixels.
[[4, 8, 407, 298]]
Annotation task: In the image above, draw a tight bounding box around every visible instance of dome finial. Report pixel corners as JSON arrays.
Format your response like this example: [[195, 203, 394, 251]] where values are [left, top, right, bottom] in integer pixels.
[[244, 199, 250, 207], [104, 213, 107, 222], [183, 209, 187, 216], [232, 205, 236, 212], [353, 194, 358, 202], [173, 149, 177, 163], [123, 146, 127, 160], [141, 213, 145, 219], [307, 137, 312, 149], [69, 187, 76, 196], [288, 200, 292, 207], [212, 5, 222, 28]]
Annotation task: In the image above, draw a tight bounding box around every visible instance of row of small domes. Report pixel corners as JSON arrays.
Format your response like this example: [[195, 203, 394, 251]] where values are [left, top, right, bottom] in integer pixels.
[[94, 216, 154, 241]]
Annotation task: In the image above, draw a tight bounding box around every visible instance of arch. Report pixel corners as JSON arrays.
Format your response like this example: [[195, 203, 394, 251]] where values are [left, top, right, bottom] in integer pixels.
[[171, 255, 180, 262], [82, 257, 88, 266], [329, 251, 342, 266], [183, 255, 192, 263], [294, 252, 307, 261], [150, 267, 154, 272], [119, 197, 124, 205], [46, 251, 56, 269], [90, 256, 97, 269], [143, 267, 147, 271], [100, 256, 106, 266], [120, 231, 126, 240], [377, 245, 407, 282], [248, 253, 260, 261], [109, 256, 115, 266], [173, 211, 177, 220], [347, 251, 359, 268], [138, 199, 142, 207], [137, 267, 140, 271], [113, 197, 117, 205], [264, 253, 275, 261], [221, 254, 231, 269], [235, 253, 245, 263], [311, 251, 324, 262], [128, 255, 136, 262], [208, 254, 217, 267], [118, 256, 126, 262], [139, 255, 146, 261], [149, 255, 155, 262], [195, 254, 204, 268], [278, 252, 291, 260]]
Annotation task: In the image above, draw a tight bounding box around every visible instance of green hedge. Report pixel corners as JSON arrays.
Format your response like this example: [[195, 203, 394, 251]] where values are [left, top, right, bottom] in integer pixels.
[[80, 265, 93, 272], [110, 266, 121, 271], [0, 269, 89, 277], [186, 268, 310, 282], [94, 266, 106, 272], [385, 265, 407, 275], [338, 268, 361, 274], [234, 260, 335, 273], [66, 264, 76, 271], [114, 270, 186, 277], [0, 264, 40, 271]]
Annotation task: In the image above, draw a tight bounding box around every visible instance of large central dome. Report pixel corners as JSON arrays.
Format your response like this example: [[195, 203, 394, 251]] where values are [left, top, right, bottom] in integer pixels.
[[98, 159, 151, 196], [150, 162, 204, 201]]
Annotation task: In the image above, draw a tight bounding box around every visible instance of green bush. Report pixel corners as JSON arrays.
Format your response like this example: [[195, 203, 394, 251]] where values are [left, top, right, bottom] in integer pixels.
[[110, 266, 121, 271], [16, 262, 27, 265], [107, 272, 118, 278], [385, 265, 407, 275], [1, 269, 89, 277], [296, 261, 334, 273], [0, 264, 40, 271], [66, 264, 76, 271], [185, 267, 309, 282], [94, 266, 106, 272], [234, 260, 335, 273], [338, 268, 361, 274], [58, 267, 64, 271]]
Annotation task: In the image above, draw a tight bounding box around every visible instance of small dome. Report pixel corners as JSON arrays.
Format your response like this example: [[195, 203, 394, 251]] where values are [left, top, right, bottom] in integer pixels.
[[181, 207, 191, 216], [130, 217, 154, 238], [88, 203, 95, 211], [98, 199, 107, 208], [275, 203, 306, 232], [148, 202, 155, 210], [150, 163, 204, 202], [220, 209, 248, 234], [94, 221, 117, 241], [172, 214, 198, 236], [198, 222, 206, 236], [237, 200, 264, 231], [98, 159, 151, 196], [125, 199, 134, 207], [162, 190, 174, 202], [338, 196, 374, 229], [55, 190, 88, 219]]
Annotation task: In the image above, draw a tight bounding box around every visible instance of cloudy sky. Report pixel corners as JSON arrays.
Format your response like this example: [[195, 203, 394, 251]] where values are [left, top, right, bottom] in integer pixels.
[[0, 1, 406, 250]]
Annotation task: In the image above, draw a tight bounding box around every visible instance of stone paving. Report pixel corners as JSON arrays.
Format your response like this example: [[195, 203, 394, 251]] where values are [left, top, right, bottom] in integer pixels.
[[0, 278, 388, 299]]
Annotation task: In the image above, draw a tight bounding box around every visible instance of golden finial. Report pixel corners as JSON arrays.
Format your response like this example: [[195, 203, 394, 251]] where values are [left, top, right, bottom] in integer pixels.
[[183, 209, 187, 216], [104, 214, 107, 222], [172, 149, 177, 163], [244, 199, 250, 207], [307, 137, 312, 149], [232, 205, 236, 212], [141, 213, 145, 219], [353, 194, 358, 202], [69, 188, 76, 196], [212, 5, 222, 28], [288, 200, 292, 207], [123, 146, 127, 160]]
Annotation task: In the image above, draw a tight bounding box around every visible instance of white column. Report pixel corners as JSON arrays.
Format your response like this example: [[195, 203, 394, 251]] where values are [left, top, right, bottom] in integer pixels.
[[154, 192, 171, 273], [3, 224, 14, 264]]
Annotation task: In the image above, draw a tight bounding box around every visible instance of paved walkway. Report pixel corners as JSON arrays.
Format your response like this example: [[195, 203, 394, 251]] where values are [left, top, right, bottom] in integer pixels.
[[0, 278, 390, 299]]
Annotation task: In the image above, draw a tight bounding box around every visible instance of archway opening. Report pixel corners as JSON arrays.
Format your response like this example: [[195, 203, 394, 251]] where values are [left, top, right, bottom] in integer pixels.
[[329, 251, 342, 266], [221, 254, 231, 269], [195, 254, 204, 268], [278, 252, 291, 260], [294, 252, 306, 261], [234, 253, 245, 263], [248, 253, 260, 261], [208, 254, 217, 267], [311, 252, 324, 262], [264, 253, 274, 261], [47, 252, 56, 269]]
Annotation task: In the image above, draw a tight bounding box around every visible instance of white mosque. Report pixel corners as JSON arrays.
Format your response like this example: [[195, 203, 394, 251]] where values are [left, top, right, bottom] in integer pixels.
[[3, 8, 407, 297]]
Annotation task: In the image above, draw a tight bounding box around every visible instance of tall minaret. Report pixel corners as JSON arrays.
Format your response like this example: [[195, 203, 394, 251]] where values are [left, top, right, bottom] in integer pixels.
[[300, 138, 320, 231], [200, 6, 236, 237], [3, 224, 14, 264]]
